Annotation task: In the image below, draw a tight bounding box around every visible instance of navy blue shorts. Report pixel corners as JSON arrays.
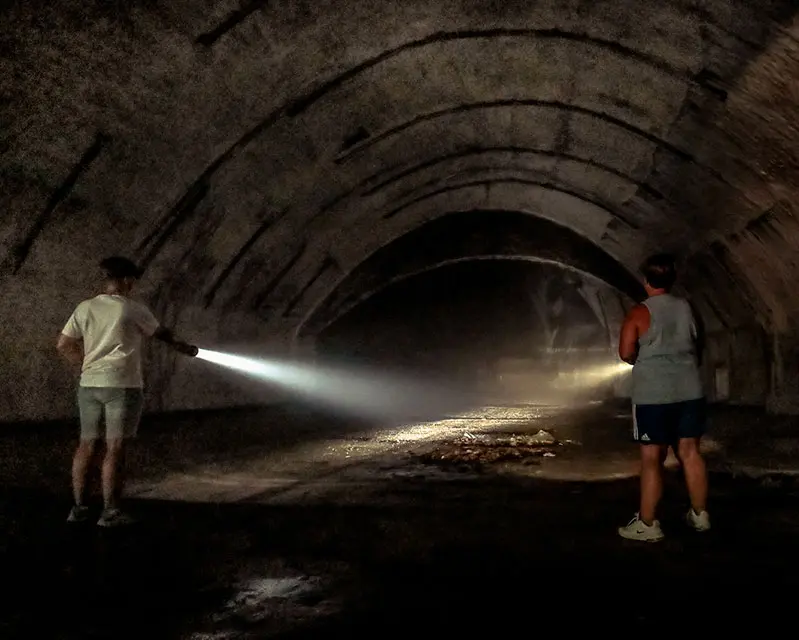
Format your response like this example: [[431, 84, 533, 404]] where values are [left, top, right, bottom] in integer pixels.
[[632, 398, 706, 445]]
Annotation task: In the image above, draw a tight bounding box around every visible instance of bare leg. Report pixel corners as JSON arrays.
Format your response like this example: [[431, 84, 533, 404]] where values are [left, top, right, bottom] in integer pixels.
[[639, 444, 668, 524], [678, 437, 708, 513], [72, 439, 97, 506], [101, 438, 126, 510]]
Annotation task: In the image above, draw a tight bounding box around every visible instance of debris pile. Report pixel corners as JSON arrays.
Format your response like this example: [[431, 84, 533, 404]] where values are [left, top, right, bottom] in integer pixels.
[[415, 430, 560, 469]]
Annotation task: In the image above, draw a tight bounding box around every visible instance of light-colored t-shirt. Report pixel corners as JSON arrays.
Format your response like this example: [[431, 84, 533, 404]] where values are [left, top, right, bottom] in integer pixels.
[[61, 294, 161, 388]]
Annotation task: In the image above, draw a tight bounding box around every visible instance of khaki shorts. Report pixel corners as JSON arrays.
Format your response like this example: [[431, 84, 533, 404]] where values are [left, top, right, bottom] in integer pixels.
[[77, 387, 144, 440]]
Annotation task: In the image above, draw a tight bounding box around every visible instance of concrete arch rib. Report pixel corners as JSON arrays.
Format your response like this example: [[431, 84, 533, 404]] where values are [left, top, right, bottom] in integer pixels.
[[253, 182, 651, 332], [358, 147, 665, 200], [204, 137, 663, 309], [335, 99, 694, 166], [295, 209, 646, 340], [381, 177, 639, 229], [140, 29, 702, 301], [328, 182, 644, 271], [306, 256, 629, 338]]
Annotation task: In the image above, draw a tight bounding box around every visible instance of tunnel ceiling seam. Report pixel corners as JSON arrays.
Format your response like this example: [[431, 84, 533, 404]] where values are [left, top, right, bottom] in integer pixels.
[[359, 147, 666, 200], [134, 28, 737, 272], [195, 0, 270, 47], [283, 29, 699, 119], [380, 164, 659, 227], [136, 177, 209, 270], [297, 207, 647, 335], [306, 256, 618, 338], [335, 99, 694, 165], [193, 1, 769, 63], [282, 256, 337, 319], [381, 177, 640, 229], [335, 99, 763, 207], [707, 240, 762, 320], [3, 132, 108, 275], [298, 207, 647, 338], [701, 291, 732, 329], [688, 4, 772, 52], [203, 206, 289, 308], [246, 241, 308, 313]]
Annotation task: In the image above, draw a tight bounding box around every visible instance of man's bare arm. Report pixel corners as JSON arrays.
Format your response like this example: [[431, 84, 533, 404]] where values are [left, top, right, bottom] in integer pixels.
[[618, 305, 649, 365], [56, 334, 84, 366]]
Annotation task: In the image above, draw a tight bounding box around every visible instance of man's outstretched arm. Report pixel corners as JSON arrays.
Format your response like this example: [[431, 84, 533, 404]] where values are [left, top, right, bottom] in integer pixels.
[[153, 326, 198, 356]]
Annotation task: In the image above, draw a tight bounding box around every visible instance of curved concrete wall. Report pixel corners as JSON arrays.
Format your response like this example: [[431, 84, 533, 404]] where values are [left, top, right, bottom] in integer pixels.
[[3, 0, 799, 420]]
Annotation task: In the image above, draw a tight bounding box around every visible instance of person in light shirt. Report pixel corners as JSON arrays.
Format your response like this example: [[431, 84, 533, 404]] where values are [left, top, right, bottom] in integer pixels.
[[57, 256, 198, 527]]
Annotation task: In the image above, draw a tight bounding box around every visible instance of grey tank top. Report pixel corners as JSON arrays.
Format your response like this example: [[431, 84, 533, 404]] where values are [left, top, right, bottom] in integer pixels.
[[632, 294, 704, 405]]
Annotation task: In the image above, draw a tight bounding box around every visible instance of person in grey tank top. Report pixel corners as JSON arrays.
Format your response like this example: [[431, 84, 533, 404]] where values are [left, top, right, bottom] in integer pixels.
[[616, 254, 710, 542]]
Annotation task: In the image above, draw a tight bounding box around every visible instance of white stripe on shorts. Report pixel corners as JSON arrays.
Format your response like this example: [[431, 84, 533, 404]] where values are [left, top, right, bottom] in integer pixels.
[[632, 404, 638, 440]]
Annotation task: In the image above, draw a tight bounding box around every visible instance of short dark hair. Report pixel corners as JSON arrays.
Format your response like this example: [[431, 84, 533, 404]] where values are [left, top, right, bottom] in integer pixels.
[[100, 256, 143, 280], [641, 253, 676, 290]]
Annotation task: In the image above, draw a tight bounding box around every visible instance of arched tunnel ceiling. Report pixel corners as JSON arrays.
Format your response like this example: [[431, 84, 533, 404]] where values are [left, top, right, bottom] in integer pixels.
[[299, 210, 645, 337], [3, 0, 799, 345]]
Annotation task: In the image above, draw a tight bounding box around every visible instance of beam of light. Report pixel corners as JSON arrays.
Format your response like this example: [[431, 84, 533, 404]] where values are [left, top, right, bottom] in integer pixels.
[[195, 349, 480, 421], [550, 359, 632, 393], [196, 350, 283, 378]]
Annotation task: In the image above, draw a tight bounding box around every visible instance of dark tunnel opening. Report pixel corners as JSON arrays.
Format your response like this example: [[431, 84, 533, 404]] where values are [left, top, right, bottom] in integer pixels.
[[315, 259, 630, 406]]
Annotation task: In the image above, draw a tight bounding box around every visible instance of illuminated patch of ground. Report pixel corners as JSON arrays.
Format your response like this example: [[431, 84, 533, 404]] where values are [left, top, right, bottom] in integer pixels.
[[413, 430, 577, 470]]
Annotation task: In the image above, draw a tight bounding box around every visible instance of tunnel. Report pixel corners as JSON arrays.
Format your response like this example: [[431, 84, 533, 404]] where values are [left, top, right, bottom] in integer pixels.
[[3, 0, 799, 421], [3, 1, 799, 635]]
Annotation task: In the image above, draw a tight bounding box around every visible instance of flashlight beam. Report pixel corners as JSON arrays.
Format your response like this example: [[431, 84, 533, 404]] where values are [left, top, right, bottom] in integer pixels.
[[195, 349, 478, 421]]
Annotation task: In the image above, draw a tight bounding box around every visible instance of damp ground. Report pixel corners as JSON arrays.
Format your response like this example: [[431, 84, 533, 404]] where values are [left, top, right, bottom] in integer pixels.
[[1, 401, 798, 637]]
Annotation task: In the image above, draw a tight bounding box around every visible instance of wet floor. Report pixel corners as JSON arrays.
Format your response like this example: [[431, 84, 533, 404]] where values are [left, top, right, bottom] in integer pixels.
[[1, 402, 798, 637]]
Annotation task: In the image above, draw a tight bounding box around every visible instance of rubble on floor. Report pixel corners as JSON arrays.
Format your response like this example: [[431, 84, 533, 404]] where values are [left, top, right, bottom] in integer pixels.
[[413, 430, 569, 469]]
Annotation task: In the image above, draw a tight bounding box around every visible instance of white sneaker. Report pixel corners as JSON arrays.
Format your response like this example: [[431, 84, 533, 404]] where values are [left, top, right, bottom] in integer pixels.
[[686, 509, 711, 532], [618, 513, 664, 542]]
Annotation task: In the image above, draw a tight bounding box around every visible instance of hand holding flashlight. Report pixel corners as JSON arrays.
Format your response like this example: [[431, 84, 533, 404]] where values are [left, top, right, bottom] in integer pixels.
[[174, 342, 199, 357], [153, 327, 199, 357]]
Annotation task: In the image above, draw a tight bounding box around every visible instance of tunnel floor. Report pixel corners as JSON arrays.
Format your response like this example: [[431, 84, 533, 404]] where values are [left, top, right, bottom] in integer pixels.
[[1, 402, 799, 637]]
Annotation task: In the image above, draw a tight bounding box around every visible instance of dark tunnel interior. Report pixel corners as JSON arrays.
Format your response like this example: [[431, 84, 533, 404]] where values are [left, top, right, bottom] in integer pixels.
[[316, 260, 625, 404], [3, 1, 799, 636]]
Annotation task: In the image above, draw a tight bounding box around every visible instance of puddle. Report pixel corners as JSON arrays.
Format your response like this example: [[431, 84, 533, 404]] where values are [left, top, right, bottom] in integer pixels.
[[187, 575, 336, 638], [217, 577, 317, 615]]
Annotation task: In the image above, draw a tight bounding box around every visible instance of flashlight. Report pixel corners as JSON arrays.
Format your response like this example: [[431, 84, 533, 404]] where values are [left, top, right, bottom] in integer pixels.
[[174, 342, 199, 357]]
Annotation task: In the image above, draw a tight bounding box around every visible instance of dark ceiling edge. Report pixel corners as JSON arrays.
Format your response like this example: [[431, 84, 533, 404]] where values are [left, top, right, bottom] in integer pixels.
[[284, 28, 698, 117], [388, 168, 644, 227], [202, 206, 289, 308], [282, 256, 337, 318], [335, 99, 754, 206], [135, 29, 700, 271], [298, 256, 643, 339], [195, 0, 269, 46], [211, 171, 641, 313], [4, 132, 108, 275], [382, 178, 640, 229], [336, 99, 692, 164], [360, 147, 665, 200], [295, 208, 646, 339], [247, 241, 307, 312], [137, 178, 209, 269], [194, 0, 767, 57]]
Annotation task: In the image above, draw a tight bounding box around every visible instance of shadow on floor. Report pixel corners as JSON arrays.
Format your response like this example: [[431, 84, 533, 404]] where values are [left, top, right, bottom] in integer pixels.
[[1, 469, 799, 638]]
